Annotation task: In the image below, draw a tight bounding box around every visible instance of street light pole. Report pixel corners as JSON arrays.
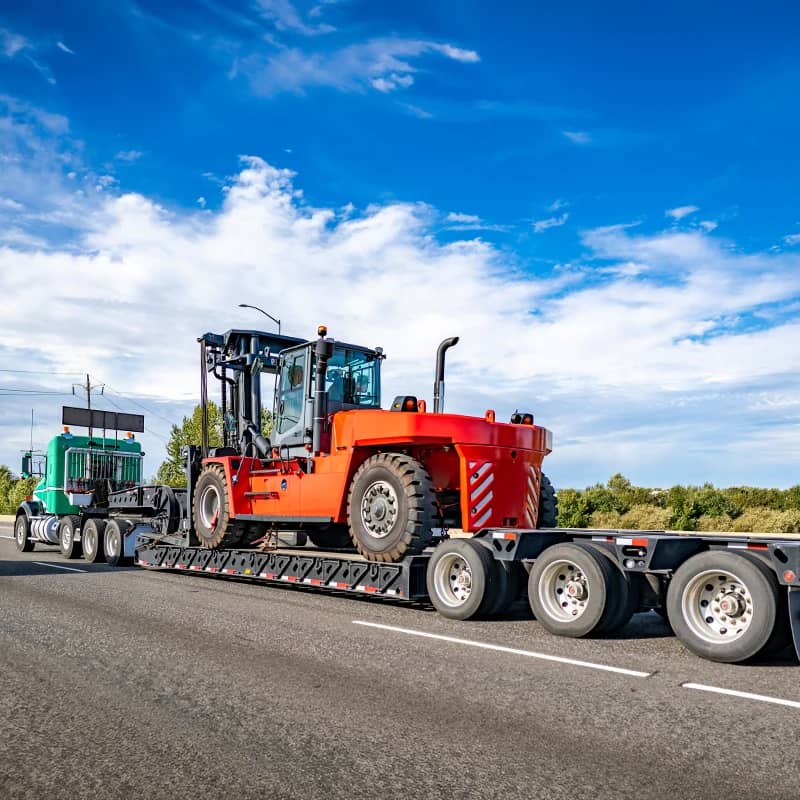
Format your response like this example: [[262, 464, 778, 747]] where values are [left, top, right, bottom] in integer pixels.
[[238, 303, 281, 334]]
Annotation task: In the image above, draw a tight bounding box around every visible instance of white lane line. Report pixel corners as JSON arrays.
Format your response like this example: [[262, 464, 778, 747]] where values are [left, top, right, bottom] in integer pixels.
[[32, 561, 88, 574], [0, 534, 16, 540], [683, 682, 800, 709], [352, 620, 652, 678]]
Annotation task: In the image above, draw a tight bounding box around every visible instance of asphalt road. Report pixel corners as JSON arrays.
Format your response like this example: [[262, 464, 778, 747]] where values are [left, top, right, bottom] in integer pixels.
[[2, 522, 799, 800]]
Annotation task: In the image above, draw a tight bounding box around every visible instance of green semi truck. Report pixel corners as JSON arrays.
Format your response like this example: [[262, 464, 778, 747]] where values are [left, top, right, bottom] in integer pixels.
[[14, 418, 145, 565]]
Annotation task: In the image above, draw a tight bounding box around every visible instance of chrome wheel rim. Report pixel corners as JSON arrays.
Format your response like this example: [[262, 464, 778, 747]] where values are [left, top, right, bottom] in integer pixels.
[[106, 530, 119, 557], [84, 529, 95, 556], [15, 518, 25, 545], [681, 569, 753, 643], [538, 559, 590, 622], [434, 553, 473, 607], [360, 480, 398, 539], [199, 485, 221, 529], [61, 525, 72, 549]]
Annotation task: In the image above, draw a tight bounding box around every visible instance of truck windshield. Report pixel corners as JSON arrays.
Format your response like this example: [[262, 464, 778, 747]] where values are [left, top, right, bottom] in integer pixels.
[[326, 347, 380, 408]]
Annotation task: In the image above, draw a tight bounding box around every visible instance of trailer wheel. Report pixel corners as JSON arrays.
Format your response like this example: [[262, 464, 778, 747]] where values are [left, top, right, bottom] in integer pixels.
[[427, 539, 499, 620], [192, 464, 246, 549], [59, 516, 82, 559], [667, 551, 780, 663], [528, 542, 623, 637], [82, 519, 107, 564], [307, 525, 353, 550], [103, 520, 130, 567], [347, 453, 435, 562], [14, 514, 33, 553], [537, 473, 558, 528]]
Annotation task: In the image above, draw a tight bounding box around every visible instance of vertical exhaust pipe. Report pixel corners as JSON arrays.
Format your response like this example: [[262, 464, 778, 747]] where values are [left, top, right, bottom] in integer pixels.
[[433, 336, 459, 413], [312, 326, 335, 455]]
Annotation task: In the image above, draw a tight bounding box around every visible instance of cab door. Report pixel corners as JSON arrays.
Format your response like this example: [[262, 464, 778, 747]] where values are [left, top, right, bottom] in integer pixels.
[[272, 349, 310, 454]]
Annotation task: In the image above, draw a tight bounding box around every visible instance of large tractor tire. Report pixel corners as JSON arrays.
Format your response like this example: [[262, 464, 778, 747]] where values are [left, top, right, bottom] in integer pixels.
[[14, 514, 34, 553], [59, 516, 82, 559], [347, 453, 435, 562], [82, 518, 107, 564], [192, 464, 246, 549], [537, 472, 558, 528], [307, 525, 353, 550]]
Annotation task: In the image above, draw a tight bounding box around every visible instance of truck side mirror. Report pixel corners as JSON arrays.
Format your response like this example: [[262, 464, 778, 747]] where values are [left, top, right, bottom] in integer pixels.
[[21, 453, 31, 479]]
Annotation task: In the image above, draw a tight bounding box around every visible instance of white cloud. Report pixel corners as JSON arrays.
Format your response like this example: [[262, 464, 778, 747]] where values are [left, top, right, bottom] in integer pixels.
[[666, 205, 700, 220], [0, 27, 29, 58], [784, 233, 800, 246], [3, 126, 800, 487], [197, 196, 207, 208], [239, 37, 480, 96], [700, 220, 718, 232], [115, 149, 143, 162], [56, 41, 75, 55], [255, 0, 336, 35], [562, 130, 591, 145], [401, 103, 433, 119], [533, 213, 569, 233], [548, 198, 568, 212], [443, 211, 508, 232]]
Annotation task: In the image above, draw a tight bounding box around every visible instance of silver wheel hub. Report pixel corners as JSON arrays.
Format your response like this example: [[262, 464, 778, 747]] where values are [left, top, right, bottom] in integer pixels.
[[62, 527, 72, 547], [360, 480, 398, 539], [433, 553, 473, 607], [200, 485, 221, 529], [538, 560, 590, 622], [682, 569, 753, 643], [107, 532, 119, 557], [16, 520, 24, 544]]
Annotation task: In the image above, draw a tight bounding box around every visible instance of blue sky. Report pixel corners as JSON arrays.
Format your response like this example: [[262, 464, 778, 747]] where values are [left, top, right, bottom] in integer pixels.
[[1, 1, 800, 488]]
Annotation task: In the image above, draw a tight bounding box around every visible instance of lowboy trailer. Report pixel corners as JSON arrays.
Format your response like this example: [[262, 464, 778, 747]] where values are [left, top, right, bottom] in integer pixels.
[[135, 523, 800, 665]]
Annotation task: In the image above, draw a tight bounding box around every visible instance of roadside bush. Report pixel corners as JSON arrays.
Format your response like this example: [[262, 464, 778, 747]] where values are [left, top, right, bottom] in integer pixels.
[[619, 505, 672, 530]]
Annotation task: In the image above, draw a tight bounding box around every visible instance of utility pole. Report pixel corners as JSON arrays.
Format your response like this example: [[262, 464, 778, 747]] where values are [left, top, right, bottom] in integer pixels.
[[72, 374, 104, 441]]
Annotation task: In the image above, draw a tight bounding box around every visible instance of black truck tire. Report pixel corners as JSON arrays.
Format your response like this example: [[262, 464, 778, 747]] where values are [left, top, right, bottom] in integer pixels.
[[426, 538, 499, 620], [307, 525, 353, 550], [14, 514, 34, 553], [347, 453, 435, 562], [528, 542, 622, 637], [82, 518, 107, 563], [667, 550, 780, 663], [59, 516, 82, 559], [192, 464, 246, 549], [103, 519, 130, 567], [537, 473, 558, 528]]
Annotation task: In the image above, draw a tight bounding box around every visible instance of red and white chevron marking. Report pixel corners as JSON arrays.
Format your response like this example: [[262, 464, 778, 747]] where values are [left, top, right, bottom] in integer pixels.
[[524, 464, 541, 527], [468, 459, 495, 528]]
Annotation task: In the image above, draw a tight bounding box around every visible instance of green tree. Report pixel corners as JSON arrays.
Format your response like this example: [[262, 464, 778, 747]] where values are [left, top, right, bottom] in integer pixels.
[[0, 465, 14, 514], [156, 404, 274, 487]]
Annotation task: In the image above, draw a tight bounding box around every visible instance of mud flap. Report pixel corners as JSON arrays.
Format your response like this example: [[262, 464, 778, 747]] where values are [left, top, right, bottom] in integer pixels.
[[787, 587, 800, 661]]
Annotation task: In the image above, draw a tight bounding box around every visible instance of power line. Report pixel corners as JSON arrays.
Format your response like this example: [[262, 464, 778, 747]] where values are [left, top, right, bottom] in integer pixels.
[[0, 368, 85, 376], [99, 381, 185, 428], [96, 392, 171, 444]]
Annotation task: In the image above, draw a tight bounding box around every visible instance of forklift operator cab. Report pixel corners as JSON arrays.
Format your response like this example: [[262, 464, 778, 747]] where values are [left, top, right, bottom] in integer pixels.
[[272, 342, 382, 454]]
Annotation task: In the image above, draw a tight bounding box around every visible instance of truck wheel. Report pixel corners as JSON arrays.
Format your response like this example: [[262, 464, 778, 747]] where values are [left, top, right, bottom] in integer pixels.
[[667, 551, 779, 663], [347, 453, 435, 562], [82, 519, 107, 564], [426, 539, 499, 620], [307, 525, 353, 550], [528, 542, 623, 637], [537, 473, 558, 528], [59, 516, 82, 559], [103, 520, 130, 566], [192, 464, 246, 549], [14, 514, 34, 553]]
